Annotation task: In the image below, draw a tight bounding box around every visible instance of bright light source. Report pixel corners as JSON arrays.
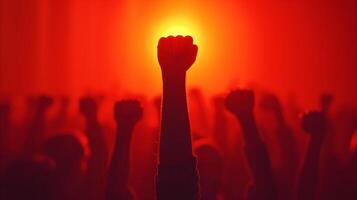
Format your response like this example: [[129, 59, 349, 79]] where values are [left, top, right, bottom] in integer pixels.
[[161, 25, 194, 38]]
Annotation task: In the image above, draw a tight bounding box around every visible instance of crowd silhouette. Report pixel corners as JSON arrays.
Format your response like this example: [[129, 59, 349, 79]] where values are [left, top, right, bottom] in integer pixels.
[[0, 36, 356, 200]]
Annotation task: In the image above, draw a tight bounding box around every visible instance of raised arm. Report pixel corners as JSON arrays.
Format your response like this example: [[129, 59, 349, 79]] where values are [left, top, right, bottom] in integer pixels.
[[79, 97, 109, 199], [296, 111, 326, 200], [156, 35, 199, 200], [106, 100, 143, 200], [225, 89, 277, 200]]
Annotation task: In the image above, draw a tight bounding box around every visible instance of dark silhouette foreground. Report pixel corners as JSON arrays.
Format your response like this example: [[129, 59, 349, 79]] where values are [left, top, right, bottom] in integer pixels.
[[0, 36, 356, 200]]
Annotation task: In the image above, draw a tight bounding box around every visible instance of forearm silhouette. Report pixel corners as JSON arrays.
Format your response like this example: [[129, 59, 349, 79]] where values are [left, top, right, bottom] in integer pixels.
[[80, 97, 109, 200], [297, 111, 326, 200], [225, 89, 277, 200], [107, 100, 143, 200], [156, 36, 199, 200]]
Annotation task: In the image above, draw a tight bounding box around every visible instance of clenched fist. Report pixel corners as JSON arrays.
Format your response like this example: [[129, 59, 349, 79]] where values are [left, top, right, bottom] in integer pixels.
[[157, 35, 198, 75], [301, 111, 326, 139], [114, 100, 143, 127], [225, 89, 255, 120]]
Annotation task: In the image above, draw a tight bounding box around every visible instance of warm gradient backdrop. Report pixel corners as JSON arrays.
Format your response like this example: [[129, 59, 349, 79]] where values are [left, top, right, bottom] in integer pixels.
[[1, 0, 356, 107]]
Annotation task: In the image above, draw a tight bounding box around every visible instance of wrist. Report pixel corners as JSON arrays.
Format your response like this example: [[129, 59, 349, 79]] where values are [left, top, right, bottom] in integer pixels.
[[161, 70, 186, 82], [310, 134, 325, 146], [235, 112, 255, 124], [116, 124, 134, 138]]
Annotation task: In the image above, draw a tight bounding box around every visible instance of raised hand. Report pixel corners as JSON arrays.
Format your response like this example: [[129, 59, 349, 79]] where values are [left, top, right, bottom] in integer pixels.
[[224, 89, 277, 200], [79, 96, 108, 200], [114, 100, 143, 128], [156, 36, 199, 200], [302, 111, 327, 140], [225, 89, 255, 120], [297, 111, 327, 200], [157, 35, 198, 75], [107, 100, 143, 200]]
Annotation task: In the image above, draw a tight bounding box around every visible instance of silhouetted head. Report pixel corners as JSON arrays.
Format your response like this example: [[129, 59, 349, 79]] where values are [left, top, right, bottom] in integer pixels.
[[194, 140, 223, 200], [42, 134, 85, 174], [0, 156, 56, 200]]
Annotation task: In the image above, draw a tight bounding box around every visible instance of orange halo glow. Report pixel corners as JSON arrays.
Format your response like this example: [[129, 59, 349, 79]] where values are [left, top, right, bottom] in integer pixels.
[[115, 2, 247, 96]]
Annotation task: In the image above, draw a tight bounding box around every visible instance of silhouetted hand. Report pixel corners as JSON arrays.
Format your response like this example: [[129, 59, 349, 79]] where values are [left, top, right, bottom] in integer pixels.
[[302, 111, 327, 140], [297, 111, 327, 200], [225, 89, 278, 199], [157, 35, 198, 75], [79, 97, 98, 120], [114, 100, 143, 128], [225, 89, 254, 120], [79, 97, 108, 200], [107, 100, 143, 200]]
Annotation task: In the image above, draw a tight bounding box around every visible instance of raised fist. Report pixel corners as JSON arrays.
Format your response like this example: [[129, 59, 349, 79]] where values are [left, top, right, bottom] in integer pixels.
[[301, 111, 327, 138], [157, 35, 198, 74], [225, 89, 255, 119], [79, 97, 98, 118], [114, 100, 143, 127]]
